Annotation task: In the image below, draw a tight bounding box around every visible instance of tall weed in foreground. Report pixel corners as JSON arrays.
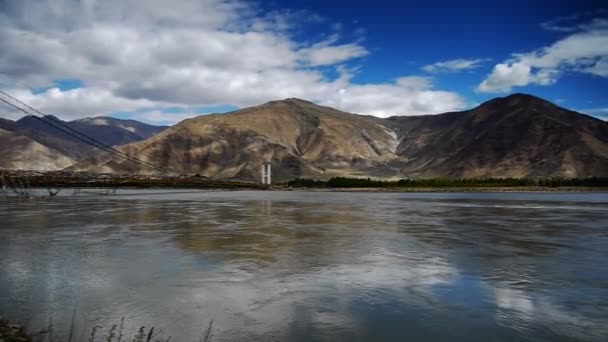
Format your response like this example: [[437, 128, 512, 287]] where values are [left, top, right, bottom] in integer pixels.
[[0, 317, 215, 342]]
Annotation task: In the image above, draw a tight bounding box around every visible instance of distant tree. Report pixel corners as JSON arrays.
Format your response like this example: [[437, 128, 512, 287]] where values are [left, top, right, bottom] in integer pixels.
[[287, 177, 608, 188]]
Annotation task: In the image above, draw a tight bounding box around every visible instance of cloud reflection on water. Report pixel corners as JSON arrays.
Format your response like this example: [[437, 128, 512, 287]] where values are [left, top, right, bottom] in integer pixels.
[[0, 191, 607, 341]]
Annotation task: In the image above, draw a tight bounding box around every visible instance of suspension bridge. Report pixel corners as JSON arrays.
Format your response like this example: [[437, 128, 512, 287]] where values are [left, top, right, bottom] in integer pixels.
[[0, 90, 267, 198]]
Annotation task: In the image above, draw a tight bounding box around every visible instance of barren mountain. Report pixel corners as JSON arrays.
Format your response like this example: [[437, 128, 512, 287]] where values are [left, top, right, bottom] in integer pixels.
[[71, 99, 401, 179], [0, 124, 75, 171], [387, 94, 608, 178], [72, 116, 168, 145], [0, 118, 17, 132], [0, 116, 167, 171], [71, 94, 608, 180], [14, 115, 167, 160]]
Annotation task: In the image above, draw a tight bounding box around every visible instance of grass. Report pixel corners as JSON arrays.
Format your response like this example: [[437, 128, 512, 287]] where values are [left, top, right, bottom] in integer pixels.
[[0, 318, 29, 342], [0, 318, 214, 342]]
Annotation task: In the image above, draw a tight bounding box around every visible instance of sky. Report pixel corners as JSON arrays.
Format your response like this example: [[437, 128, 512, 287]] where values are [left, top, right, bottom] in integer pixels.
[[0, 0, 607, 125]]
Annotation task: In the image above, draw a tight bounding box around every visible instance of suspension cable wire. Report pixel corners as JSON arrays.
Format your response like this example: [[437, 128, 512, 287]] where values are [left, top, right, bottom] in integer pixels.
[[0, 92, 182, 176], [0, 97, 162, 173], [0, 90, 174, 174]]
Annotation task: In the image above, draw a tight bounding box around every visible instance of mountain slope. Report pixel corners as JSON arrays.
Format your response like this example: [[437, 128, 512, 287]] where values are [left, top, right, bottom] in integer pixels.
[[13, 115, 168, 160], [71, 99, 402, 179], [72, 117, 168, 145], [0, 118, 17, 132], [0, 126, 76, 171], [388, 93, 608, 178], [71, 94, 608, 180]]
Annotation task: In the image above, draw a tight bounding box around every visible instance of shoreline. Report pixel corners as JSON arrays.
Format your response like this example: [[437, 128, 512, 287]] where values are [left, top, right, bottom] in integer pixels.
[[2, 171, 607, 193], [15, 185, 608, 193], [1, 170, 266, 190], [281, 186, 608, 193]]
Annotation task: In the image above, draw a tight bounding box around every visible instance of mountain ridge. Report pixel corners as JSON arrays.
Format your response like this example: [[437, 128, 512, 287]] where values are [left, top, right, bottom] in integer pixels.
[[0, 115, 168, 171], [69, 93, 608, 180]]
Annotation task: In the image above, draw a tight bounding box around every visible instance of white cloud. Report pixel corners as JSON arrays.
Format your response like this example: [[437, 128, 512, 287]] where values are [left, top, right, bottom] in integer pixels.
[[478, 17, 608, 93], [579, 107, 608, 118], [490, 284, 608, 341], [540, 13, 608, 33], [300, 42, 369, 66], [129, 110, 204, 125], [298, 34, 369, 66], [0, 0, 465, 122], [480, 63, 532, 91], [422, 58, 487, 73], [0, 87, 162, 121], [584, 56, 608, 76], [324, 76, 465, 117], [539, 14, 581, 32]]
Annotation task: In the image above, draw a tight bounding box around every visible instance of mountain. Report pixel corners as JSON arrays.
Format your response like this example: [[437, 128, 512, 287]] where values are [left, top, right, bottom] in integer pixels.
[[0, 117, 17, 132], [386, 94, 608, 178], [0, 116, 167, 171], [71, 94, 608, 180], [70, 99, 399, 179], [72, 117, 168, 145], [13, 115, 167, 160], [0, 121, 76, 171]]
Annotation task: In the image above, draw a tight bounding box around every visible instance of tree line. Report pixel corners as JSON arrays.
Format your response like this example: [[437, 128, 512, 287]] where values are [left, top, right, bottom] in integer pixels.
[[286, 177, 608, 188]]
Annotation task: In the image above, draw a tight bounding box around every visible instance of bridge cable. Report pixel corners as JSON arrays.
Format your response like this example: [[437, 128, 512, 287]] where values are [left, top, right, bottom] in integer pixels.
[[0, 92, 182, 175]]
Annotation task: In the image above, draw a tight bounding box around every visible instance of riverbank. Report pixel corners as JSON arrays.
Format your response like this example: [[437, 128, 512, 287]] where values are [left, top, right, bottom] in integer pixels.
[[0, 318, 213, 342], [283, 186, 608, 192], [1, 170, 265, 190], [2, 171, 608, 193], [284, 176, 608, 192], [0, 319, 29, 342]]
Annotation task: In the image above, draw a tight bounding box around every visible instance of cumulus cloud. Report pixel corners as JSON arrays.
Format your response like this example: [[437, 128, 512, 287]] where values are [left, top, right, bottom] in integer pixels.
[[0, 0, 465, 122], [584, 56, 608, 76], [0, 87, 161, 120], [324, 76, 465, 117], [579, 107, 608, 119], [299, 34, 369, 66], [478, 17, 608, 93], [422, 58, 487, 73], [129, 109, 207, 125]]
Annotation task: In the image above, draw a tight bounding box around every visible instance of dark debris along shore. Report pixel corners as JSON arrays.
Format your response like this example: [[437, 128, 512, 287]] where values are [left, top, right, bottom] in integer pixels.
[[0, 170, 266, 189]]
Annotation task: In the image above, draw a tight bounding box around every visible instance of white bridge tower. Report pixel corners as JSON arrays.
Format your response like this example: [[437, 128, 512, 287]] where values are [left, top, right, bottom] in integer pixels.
[[261, 162, 271, 185]]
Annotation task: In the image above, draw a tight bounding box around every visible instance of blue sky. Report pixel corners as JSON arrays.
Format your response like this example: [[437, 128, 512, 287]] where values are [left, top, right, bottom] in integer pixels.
[[0, 0, 607, 124], [268, 0, 608, 114]]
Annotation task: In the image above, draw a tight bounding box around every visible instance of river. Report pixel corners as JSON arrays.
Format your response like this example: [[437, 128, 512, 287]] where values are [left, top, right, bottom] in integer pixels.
[[1, 190, 607, 341]]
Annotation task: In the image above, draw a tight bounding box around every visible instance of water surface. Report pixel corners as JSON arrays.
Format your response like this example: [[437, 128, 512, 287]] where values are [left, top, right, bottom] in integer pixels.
[[1, 190, 607, 341]]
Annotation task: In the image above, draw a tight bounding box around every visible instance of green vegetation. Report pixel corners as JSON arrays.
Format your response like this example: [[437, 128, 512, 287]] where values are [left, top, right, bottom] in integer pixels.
[[287, 177, 608, 188]]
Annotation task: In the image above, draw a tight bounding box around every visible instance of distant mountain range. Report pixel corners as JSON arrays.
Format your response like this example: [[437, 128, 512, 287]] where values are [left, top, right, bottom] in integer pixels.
[[0, 118, 76, 170], [62, 93, 608, 180], [0, 116, 167, 170]]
